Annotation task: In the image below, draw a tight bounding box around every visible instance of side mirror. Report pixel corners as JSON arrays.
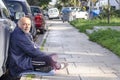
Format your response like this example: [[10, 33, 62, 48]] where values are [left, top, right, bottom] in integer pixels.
[[15, 12, 25, 20]]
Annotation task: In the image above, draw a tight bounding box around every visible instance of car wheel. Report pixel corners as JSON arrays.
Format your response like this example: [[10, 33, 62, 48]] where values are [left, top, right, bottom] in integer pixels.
[[40, 29, 45, 34]]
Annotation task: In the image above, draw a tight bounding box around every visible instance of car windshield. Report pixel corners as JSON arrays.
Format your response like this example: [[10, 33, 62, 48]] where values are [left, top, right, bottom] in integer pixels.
[[31, 7, 42, 13]]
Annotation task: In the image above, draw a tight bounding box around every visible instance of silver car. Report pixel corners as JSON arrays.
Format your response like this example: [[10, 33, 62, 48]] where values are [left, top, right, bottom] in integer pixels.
[[0, 0, 16, 78]]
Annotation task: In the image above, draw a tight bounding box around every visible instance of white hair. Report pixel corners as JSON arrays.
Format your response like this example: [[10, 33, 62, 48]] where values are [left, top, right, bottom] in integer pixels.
[[17, 16, 31, 28]]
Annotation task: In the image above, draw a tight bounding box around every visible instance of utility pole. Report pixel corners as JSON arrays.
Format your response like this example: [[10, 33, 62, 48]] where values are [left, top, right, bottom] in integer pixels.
[[108, 0, 110, 24], [89, 0, 93, 19]]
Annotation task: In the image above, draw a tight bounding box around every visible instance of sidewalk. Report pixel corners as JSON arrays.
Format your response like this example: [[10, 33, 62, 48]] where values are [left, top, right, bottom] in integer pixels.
[[21, 20, 120, 80]]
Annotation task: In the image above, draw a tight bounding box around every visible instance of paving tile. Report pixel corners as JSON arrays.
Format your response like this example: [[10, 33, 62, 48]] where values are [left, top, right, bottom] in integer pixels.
[[106, 63, 120, 73], [58, 54, 72, 59], [100, 66, 116, 74], [68, 63, 105, 74], [80, 73, 120, 80], [92, 56, 120, 64], [67, 63, 82, 75], [116, 74, 120, 79], [41, 75, 81, 80], [66, 57, 94, 63]]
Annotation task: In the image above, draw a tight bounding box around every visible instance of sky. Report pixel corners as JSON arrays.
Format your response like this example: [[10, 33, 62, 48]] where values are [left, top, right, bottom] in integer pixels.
[[52, 0, 56, 2], [49, 0, 57, 5]]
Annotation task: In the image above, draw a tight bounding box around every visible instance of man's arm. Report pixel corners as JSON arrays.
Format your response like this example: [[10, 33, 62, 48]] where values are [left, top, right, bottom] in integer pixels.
[[16, 34, 46, 58]]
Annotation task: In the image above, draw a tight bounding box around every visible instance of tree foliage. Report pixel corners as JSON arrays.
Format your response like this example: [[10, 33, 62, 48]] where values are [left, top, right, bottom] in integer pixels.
[[27, 0, 51, 9], [58, 0, 80, 7]]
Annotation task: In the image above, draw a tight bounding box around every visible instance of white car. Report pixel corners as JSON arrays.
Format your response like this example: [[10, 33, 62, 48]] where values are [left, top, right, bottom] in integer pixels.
[[75, 11, 89, 19], [47, 8, 60, 19]]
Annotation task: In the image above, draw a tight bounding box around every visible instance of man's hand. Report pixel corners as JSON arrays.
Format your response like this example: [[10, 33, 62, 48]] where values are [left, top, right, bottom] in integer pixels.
[[49, 53, 58, 62]]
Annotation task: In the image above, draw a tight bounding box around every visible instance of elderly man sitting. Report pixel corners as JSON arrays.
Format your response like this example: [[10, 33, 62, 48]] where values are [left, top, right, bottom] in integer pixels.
[[7, 16, 68, 79]]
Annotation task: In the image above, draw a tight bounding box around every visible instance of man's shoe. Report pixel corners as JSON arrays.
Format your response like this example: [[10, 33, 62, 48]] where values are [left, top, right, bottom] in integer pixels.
[[34, 66, 54, 73], [55, 62, 68, 70]]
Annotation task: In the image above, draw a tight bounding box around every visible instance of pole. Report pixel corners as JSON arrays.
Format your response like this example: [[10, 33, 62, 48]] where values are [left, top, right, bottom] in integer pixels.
[[108, 0, 110, 24], [89, 0, 92, 19]]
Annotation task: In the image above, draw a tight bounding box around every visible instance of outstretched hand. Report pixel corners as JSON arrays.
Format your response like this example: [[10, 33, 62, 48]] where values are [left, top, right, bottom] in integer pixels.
[[49, 53, 58, 62]]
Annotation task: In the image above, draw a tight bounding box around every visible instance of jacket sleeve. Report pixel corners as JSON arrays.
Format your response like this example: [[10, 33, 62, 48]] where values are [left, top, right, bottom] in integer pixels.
[[16, 34, 46, 58]]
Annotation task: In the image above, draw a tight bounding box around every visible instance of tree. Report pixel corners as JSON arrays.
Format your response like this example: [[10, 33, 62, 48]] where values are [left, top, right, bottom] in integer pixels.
[[27, 0, 51, 9], [60, 0, 69, 6], [58, 0, 81, 7], [69, 0, 80, 7]]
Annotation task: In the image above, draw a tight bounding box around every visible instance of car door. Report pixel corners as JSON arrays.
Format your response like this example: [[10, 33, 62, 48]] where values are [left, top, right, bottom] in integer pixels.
[[0, 0, 16, 77], [0, 19, 6, 77]]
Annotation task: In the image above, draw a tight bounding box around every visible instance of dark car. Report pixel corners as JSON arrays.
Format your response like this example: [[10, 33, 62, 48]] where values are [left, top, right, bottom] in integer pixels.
[[4, 0, 37, 38], [30, 6, 46, 34], [0, 0, 16, 78]]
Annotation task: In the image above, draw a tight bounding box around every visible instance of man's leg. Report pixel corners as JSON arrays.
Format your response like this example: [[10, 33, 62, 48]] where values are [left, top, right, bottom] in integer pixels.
[[32, 54, 68, 72], [32, 55, 55, 72]]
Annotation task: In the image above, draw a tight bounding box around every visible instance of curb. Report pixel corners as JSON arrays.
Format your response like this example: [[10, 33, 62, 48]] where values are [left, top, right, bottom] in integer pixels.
[[40, 29, 49, 47]]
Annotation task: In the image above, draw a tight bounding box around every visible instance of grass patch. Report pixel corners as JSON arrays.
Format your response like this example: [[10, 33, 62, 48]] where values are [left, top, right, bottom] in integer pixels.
[[70, 18, 120, 33], [70, 18, 120, 57], [40, 39, 46, 50], [89, 29, 120, 56], [26, 74, 35, 80]]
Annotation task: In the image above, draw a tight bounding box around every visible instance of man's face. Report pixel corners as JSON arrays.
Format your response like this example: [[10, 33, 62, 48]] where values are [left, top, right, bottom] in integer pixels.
[[19, 17, 31, 33]]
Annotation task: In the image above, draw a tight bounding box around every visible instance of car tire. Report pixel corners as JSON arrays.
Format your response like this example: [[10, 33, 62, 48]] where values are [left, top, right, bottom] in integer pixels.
[[40, 29, 45, 34]]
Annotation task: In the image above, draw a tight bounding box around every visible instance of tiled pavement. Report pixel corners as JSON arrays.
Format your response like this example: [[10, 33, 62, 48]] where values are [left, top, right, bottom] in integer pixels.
[[20, 20, 120, 80]]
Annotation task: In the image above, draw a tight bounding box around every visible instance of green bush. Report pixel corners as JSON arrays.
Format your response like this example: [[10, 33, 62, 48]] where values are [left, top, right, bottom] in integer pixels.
[[70, 19, 99, 32], [113, 10, 120, 17]]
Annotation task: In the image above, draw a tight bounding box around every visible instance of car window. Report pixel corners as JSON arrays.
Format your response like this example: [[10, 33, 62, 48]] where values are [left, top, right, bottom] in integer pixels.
[[7, 2, 23, 12], [31, 7, 41, 13], [49, 10, 53, 13], [48, 8, 59, 13], [54, 9, 58, 12]]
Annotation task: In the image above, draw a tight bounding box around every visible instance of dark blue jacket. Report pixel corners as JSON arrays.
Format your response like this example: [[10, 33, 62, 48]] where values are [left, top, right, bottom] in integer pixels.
[[8, 27, 47, 77]]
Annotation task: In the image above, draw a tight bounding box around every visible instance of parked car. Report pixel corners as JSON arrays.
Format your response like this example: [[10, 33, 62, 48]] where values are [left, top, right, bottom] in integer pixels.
[[75, 10, 89, 19], [4, 0, 37, 38], [47, 8, 60, 19], [61, 7, 89, 20], [30, 6, 46, 34], [0, 0, 16, 78]]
